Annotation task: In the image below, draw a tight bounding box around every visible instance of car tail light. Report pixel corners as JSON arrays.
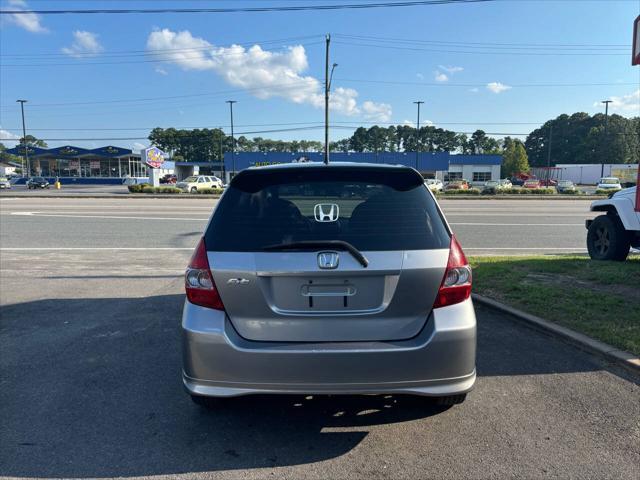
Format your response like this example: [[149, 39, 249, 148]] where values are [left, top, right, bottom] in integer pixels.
[[185, 237, 224, 310], [433, 235, 472, 309]]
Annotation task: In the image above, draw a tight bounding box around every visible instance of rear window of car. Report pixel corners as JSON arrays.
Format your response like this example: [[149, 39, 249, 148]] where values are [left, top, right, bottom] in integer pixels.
[[205, 166, 450, 251]]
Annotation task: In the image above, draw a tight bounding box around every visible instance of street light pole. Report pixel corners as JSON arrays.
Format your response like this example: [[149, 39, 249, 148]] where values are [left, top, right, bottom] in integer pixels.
[[324, 34, 334, 165], [413, 101, 424, 170], [600, 100, 612, 178], [226, 100, 237, 178], [16, 99, 29, 177], [219, 127, 225, 180], [546, 125, 553, 184]]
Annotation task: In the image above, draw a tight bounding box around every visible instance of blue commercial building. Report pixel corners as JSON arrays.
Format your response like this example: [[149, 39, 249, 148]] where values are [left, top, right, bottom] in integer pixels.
[[223, 151, 502, 184], [4, 144, 176, 184]]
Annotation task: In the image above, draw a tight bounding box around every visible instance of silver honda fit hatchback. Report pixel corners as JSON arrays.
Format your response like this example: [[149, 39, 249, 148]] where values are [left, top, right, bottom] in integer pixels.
[[182, 162, 476, 406]]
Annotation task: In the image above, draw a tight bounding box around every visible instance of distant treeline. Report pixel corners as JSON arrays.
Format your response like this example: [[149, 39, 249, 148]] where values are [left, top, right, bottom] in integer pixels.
[[144, 112, 639, 166]]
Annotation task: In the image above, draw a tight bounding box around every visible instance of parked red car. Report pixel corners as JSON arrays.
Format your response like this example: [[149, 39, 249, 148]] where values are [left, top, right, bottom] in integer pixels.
[[539, 178, 558, 187], [160, 174, 177, 184], [445, 180, 470, 190], [523, 179, 541, 189]]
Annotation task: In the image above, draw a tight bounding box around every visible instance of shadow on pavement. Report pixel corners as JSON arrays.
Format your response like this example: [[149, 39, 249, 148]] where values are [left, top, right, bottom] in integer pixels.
[[0, 295, 612, 478]]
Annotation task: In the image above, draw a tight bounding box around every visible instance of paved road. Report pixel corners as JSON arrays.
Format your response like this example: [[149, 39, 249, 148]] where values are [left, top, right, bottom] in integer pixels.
[[1, 247, 638, 479], [1, 196, 639, 478], [0, 197, 600, 255]]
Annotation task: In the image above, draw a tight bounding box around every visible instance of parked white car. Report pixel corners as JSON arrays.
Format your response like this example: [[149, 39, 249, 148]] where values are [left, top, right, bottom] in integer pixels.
[[596, 177, 622, 191], [424, 178, 443, 192], [176, 175, 223, 193]]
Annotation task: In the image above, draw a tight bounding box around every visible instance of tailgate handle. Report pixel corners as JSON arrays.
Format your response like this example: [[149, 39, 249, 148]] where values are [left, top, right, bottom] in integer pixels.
[[300, 284, 356, 297]]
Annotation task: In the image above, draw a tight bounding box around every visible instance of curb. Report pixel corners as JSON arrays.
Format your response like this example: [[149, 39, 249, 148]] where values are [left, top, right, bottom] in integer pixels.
[[472, 293, 640, 375], [0, 194, 222, 199], [436, 195, 605, 200], [1, 193, 603, 200]]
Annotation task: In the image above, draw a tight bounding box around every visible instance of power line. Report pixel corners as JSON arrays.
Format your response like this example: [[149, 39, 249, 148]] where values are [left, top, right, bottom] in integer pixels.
[[0, 81, 321, 108], [0, 1, 495, 15], [0, 121, 553, 132], [333, 40, 629, 56], [0, 77, 632, 111], [0, 128, 537, 143], [0, 41, 324, 67], [0, 34, 323, 58], [337, 78, 638, 87], [333, 33, 630, 49]]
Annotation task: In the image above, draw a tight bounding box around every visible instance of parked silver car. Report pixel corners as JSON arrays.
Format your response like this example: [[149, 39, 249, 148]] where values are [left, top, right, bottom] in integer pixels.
[[182, 163, 476, 407]]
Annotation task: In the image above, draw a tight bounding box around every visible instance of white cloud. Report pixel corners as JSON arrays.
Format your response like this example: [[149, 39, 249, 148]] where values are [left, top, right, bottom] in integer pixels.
[[5, 0, 47, 33], [416, 73, 424, 80], [594, 90, 640, 115], [62, 31, 104, 58], [155, 66, 168, 76], [434, 71, 448, 82], [0, 128, 20, 147], [486, 82, 511, 94], [401, 119, 433, 128], [439, 65, 464, 74], [146, 28, 391, 119], [362, 101, 392, 122]]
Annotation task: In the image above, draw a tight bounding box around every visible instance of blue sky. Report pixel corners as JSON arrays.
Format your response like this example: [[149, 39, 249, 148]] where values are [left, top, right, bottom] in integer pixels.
[[1, 0, 639, 151]]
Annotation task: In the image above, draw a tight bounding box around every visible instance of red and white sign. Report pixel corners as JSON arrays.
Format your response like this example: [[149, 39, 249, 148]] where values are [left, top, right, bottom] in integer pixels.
[[633, 15, 640, 66]]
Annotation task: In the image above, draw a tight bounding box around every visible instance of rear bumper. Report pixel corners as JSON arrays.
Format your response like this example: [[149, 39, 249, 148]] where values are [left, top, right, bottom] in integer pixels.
[[182, 298, 476, 397]]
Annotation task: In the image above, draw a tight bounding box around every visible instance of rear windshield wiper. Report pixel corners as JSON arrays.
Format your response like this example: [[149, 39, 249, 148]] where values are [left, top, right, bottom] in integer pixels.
[[262, 240, 369, 268]]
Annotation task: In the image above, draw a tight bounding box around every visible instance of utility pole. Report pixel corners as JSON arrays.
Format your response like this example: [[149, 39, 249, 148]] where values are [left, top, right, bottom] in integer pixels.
[[226, 100, 237, 178], [600, 100, 612, 178], [324, 34, 334, 165], [413, 101, 424, 170], [16, 99, 28, 177], [546, 125, 553, 184], [219, 127, 225, 180]]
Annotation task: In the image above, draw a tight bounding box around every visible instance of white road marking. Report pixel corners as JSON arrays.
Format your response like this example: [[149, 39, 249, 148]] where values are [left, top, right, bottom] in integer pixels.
[[0, 247, 195, 251], [5, 212, 584, 226], [8, 212, 207, 221], [464, 247, 586, 250], [450, 222, 584, 226], [0, 247, 587, 252]]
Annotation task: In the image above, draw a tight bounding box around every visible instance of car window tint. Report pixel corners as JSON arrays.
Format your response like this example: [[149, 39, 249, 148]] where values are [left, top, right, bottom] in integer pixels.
[[206, 166, 450, 252]]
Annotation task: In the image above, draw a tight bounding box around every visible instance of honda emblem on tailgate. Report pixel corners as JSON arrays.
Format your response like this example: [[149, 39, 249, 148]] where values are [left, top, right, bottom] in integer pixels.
[[314, 203, 339, 222], [318, 251, 339, 269]]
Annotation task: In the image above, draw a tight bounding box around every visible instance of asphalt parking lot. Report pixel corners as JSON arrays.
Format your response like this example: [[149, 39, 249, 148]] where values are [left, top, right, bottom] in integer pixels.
[[1, 196, 639, 479]]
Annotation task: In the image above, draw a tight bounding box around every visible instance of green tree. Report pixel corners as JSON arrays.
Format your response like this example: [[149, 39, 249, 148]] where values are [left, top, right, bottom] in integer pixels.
[[502, 139, 530, 177], [525, 113, 639, 166], [19, 135, 47, 148]]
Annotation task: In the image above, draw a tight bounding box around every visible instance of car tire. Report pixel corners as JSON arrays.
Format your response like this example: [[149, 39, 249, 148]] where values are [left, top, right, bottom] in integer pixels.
[[434, 394, 467, 406], [587, 214, 630, 261], [190, 187, 197, 194], [190, 394, 226, 409]]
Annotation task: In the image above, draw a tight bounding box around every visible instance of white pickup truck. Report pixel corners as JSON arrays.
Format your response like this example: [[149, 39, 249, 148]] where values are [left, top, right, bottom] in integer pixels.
[[586, 180, 640, 261]]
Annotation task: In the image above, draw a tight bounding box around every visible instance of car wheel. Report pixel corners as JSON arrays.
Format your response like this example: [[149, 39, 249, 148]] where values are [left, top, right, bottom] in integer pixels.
[[434, 394, 467, 406], [190, 394, 226, 409], [190, 187, 197, 194], [587, 214, 630, 261]]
